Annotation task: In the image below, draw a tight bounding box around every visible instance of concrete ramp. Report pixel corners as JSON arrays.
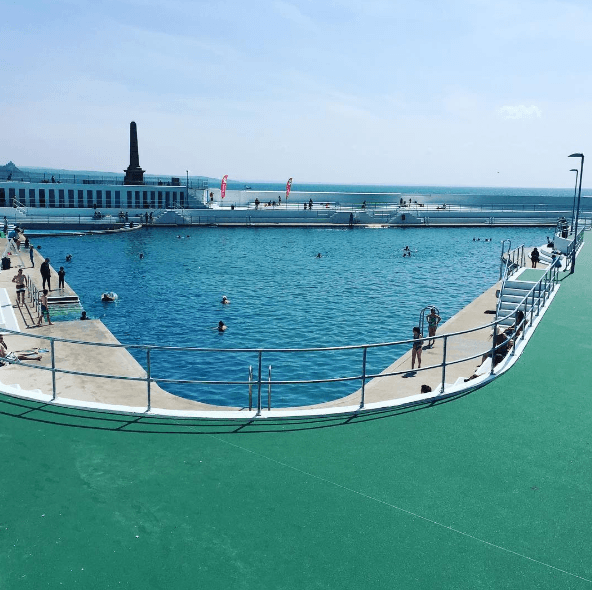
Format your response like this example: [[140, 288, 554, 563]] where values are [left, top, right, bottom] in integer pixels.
[[0, 288, 20, 333]]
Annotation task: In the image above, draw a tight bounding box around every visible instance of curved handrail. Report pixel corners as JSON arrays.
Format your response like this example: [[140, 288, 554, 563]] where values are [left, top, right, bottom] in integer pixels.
[[2, 261, 562, 416]]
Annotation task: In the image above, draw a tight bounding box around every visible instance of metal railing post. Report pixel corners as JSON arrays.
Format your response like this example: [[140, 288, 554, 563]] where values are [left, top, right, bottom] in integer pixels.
[[530, 289, 535, 326], [256, 351, 262, 416], [146, 348, 151, 411], [490, 322, 497, 375], [360, 347, 367, 408], [441, 335, 447, 393], [50, 339, 57, 400], [267, 365, 272, 410], [248, 366, 253, 411]]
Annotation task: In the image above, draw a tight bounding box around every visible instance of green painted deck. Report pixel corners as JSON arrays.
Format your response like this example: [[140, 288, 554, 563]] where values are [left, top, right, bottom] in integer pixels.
[[2, 243, 592, 589]]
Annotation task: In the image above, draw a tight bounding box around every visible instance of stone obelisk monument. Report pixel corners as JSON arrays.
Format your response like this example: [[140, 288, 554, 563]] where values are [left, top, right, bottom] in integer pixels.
[[123, 121, 145, 185]]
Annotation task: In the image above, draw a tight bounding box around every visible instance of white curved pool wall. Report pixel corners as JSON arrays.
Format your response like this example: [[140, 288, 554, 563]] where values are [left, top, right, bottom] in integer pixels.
[[0, 280, 559, 420]]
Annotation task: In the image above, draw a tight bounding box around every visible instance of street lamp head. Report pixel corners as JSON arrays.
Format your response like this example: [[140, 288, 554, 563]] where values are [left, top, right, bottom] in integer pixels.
[[569, 153, 584, 158], [570, 168, 578, 172]]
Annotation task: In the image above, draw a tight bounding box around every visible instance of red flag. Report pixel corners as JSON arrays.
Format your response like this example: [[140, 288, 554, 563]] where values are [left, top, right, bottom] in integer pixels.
[[221, 175, 228, 199], [286, 178, 292, 200]]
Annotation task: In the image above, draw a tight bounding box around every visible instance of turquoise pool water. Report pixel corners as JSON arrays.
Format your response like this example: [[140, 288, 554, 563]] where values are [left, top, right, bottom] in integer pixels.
[[37, 226, 545, 407]]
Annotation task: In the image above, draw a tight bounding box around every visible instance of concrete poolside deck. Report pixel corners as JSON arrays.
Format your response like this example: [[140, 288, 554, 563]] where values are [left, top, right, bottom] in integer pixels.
[[306, 281, 502, 409], [0, 244, 228, 411], [0, 240, 591, 588]]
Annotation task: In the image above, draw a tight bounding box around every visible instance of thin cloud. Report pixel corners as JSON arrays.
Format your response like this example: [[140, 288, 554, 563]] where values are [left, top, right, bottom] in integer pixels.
[[273, 1, 317, 29], [498, 105, 542, 119]]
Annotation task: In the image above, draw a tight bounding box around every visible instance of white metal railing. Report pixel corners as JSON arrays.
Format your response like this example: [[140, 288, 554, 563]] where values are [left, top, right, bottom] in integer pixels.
[[0, 261, 562, 417]]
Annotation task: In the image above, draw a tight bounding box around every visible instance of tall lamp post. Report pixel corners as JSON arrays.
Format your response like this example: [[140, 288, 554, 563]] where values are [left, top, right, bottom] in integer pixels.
[[568, 153, 584, 274], [569, 168, 579, 232], [186, 170, 189, 208]]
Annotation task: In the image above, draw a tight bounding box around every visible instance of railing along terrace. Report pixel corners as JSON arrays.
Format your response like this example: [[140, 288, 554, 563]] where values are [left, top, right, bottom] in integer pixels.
[[4, 262, 562, 417], [566, 228, 586, 261], [0, 171, 209, 190]]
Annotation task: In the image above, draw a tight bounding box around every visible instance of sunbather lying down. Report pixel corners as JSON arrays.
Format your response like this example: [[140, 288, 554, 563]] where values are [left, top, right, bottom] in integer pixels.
[[0, 334, 46, 364], [0, 349, 43, 364]]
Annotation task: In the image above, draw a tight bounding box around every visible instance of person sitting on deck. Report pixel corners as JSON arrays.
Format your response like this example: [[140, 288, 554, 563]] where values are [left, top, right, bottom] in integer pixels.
[[480, 327, 510, 367], [465, 328, 511, 382], [504, 310, 525, 341]]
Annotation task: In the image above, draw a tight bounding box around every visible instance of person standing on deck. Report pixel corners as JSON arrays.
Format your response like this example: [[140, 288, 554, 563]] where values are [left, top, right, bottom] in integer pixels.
[[426, 308, 441, 347], [531, 247, 540, 268], [411, 327, 423, 370], [12, 269, 26, 305], [37, 289, 53, 326], [29, 245, 35, 268], [58, 267, 66, 291], [40, 258, 51, 291]]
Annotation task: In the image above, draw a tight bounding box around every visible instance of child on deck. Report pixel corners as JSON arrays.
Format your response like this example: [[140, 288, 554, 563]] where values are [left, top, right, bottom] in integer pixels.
[[58, 267, 66, 290], [37, 290, 53, 326]]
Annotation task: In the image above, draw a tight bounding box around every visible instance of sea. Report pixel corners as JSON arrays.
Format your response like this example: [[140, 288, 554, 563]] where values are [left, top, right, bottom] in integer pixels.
[[224, 181, 579, 199], [35, 222, 549, 408]]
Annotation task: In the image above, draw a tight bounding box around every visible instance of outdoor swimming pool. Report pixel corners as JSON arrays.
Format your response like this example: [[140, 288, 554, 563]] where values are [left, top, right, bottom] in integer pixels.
[[36, 225, 546, 406]]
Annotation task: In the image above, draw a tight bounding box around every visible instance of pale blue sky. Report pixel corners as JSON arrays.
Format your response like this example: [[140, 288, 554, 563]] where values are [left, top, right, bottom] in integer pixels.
[[1, 0, 590, 187]]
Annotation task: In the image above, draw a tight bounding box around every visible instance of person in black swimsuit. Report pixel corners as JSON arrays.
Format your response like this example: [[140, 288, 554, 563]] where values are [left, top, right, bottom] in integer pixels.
[[411, 326, 423, 370], [531, 247, 540, 268]]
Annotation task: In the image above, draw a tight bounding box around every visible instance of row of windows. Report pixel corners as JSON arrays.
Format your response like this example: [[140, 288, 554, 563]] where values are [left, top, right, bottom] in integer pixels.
[[0, 188, 185, 209]]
